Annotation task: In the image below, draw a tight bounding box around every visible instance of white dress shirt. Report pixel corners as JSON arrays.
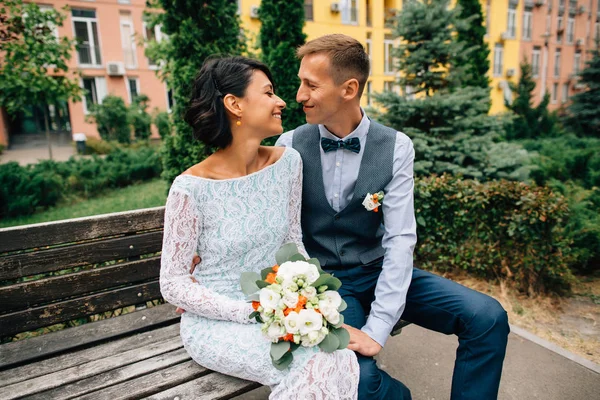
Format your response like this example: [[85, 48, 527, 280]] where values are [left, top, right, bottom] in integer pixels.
[[276, 112, 417, 347]]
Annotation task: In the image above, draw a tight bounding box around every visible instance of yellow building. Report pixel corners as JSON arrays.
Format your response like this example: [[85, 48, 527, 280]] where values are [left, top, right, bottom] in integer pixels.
[[238, 0, 403, 109]]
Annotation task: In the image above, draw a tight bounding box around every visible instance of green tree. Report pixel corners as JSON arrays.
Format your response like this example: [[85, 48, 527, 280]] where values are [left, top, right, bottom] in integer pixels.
[[0, 0, 82, 159], [259, 0, 306, 140], [394, 0, 473, 96], [505, 61, 556, 139], [130, 94, 152, 140], [145, 0, 244, 183], [86, 95, 131, 144], [456, 0, 490, 89], [565, 45, 600, 137]]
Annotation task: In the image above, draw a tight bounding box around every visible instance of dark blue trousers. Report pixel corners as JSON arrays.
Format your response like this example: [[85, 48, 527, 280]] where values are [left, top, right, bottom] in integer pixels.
[[332, 266, 510, 400]]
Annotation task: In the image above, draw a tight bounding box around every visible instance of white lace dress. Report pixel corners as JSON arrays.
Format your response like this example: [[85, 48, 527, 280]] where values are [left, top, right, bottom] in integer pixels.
[[160, 147, 359, 399]]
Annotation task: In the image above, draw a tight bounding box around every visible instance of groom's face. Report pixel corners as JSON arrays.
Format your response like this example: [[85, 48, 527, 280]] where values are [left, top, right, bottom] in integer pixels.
[[297, 53, 345, 126]]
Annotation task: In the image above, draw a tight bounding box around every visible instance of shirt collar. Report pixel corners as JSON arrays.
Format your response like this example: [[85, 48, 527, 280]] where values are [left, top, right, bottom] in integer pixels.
[[318, 108, 370, 142]]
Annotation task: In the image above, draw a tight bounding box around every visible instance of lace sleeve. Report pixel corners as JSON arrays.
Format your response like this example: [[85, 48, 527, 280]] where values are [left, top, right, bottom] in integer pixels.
[[282, 154, 309, 258], [160, 188, 255, 324]]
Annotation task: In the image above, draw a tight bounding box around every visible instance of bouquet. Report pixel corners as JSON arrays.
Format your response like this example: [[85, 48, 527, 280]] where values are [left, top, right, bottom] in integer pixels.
[[240, 243, 350, 370]]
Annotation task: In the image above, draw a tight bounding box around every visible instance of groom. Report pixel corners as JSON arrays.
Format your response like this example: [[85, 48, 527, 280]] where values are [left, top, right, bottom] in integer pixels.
[[275, 34, 510, 400]]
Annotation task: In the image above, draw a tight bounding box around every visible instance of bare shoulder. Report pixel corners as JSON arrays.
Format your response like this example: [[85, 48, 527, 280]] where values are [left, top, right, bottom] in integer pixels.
[[261, 146, 287, 164], [180, 157, 217, 179]]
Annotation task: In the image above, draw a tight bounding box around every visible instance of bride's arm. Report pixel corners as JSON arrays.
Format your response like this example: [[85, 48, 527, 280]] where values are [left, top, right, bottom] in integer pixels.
[[160, 188, 255, 324], [283, 154, 309, 259]]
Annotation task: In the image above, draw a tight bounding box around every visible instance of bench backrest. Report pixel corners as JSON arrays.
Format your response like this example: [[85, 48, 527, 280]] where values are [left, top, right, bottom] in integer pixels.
[[0, 207, 166, 339]]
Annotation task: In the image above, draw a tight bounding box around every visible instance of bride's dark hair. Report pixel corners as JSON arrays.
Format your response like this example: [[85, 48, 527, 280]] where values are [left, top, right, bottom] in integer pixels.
[[184, 56, 275, 149]]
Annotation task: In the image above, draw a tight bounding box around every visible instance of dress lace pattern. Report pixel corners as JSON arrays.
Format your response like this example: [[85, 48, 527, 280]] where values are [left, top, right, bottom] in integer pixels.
[[160, 147, 359, 399]]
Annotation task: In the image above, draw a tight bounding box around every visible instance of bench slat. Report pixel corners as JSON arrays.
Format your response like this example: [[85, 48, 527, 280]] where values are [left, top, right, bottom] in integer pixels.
[[0, 323, 180, 387], [0, 257, 161, 313], [76, 360, 209, 400], [0, 303, 179, 370], [0, 207, 165, 253], [0, 281, 162, 337], [25, 348, 191, 400], [0, 336, 183, 400], [0, 231, 163, 282], [146, 369, 262, 400]]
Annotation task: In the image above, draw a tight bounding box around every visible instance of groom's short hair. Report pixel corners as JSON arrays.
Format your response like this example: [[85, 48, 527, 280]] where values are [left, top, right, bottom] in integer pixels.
[[297, 34, 370, 97]]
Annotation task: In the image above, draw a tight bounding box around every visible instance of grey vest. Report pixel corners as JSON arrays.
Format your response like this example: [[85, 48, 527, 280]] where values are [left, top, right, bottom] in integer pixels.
[[292, 121, 396, 269]]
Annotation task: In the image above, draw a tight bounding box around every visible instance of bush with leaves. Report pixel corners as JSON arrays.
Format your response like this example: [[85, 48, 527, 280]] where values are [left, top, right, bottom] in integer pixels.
[[0, 147, 162, 218], [86, 95, 131, 144], [564, 45, 600, 137], [415, 174, 574, 294], [129, 95, 152, 140], [153, 110, 172, 139]]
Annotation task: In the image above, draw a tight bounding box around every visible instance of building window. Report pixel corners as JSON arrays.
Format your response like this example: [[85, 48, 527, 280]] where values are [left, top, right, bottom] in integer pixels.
[[404, 85, 415, 100], [507, 3, 517, 38], [165, 83, 174, 112], [366, 81, 372, 106], [127, 78, 140, 104], [37, 5, 59, 38], [523, 10, 532, 40], [366, 0, 372, 27], [342, 0, 359, 25], [547, 0, 553, 12], [82, 77, 107, 113], [143, 23, 164, 69], [120, 12, 137, 68], [566, 17, 574, 43], [384, 81, 395, 93], [72, 9, 102, 66], [562, 83, 569, 103], [384, 38, 394, 75], [574, 51, 581, 74], [532, 47, 541, 78], [557, 16, 563, 43], [554, 48, 561, 77], [596, 23, 600, 42], [304, 0, 313, 21], [552, 82, 558, 103], [493, 44, 504, 77], [486, 0, 491, 36]]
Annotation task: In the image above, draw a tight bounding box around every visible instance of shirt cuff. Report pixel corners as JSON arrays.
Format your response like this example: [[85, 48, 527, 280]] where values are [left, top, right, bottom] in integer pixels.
[[362, 314, 393, 348]]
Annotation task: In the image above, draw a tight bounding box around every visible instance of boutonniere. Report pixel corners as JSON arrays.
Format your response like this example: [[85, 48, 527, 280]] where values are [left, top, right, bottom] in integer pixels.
[[362, 191, 385, 213]]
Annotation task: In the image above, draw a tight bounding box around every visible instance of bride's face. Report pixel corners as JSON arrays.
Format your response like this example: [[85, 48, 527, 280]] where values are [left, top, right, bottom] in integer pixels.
[[237, 70, 286, 137]]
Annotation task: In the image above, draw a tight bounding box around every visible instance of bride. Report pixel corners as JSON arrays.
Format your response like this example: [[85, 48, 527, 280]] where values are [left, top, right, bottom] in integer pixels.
[[159, 56, 359, 399]]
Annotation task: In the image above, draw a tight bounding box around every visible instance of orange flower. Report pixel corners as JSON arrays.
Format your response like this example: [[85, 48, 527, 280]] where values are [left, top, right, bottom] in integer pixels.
[[314, 308, 321, 314], [373, 193, 379, 201], [272, 264, 279, 272], [374, 207, 379, 212], [252, 301, 260, 311], [294, 305, 304, 313], [282, 333, 295, 342], [283, 307, 293, 316], [297, 296, 307, 307], [266, 272, 277, 284]]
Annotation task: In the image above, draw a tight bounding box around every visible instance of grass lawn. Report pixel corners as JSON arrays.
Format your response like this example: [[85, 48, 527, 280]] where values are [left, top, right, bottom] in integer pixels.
[[0, 179, 169, 229]]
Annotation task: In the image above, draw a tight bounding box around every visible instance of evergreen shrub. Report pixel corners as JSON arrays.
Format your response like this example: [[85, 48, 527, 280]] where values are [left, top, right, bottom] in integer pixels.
[[415, 174, 574, 294]]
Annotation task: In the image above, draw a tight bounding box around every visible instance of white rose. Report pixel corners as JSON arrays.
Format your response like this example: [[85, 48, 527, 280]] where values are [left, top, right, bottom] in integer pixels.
[[282, 281, 299, 293], [266, 322, 286, 341], [323, 308, 340, 325], [305, 264, 320, 284], [298, 308, 323, 335], [282, 290, 299, 308], [301, 329, 326, 347], [362, 193, 381, 211], [300, 286, 317, 301], [320, 291, 342, 309], [283, 311, 301, 334], [259, 288, 281, 310]]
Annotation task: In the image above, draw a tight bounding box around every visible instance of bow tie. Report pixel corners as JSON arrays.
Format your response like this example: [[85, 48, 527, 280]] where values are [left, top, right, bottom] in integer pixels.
[[320, 137, 361, 154]]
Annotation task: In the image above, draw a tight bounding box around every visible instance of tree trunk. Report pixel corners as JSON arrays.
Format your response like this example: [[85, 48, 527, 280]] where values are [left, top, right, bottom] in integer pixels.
[[43, 108, 53, 160]]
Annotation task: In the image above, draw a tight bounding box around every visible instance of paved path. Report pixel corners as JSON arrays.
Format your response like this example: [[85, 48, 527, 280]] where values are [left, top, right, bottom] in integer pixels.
[[234, 324, 600, 400]]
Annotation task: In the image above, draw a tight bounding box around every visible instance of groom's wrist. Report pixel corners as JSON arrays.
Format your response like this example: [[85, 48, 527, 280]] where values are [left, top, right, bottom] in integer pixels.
[[362, 315, 392, 348]]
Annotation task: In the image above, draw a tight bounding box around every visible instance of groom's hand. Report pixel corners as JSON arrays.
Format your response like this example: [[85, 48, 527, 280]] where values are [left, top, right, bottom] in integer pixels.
[[343, 324, 383, 357], [175, 254, 201, 315]]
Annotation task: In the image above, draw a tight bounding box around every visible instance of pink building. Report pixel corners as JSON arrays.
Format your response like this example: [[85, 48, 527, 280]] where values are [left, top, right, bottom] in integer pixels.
[[0, 0, 171, 148]]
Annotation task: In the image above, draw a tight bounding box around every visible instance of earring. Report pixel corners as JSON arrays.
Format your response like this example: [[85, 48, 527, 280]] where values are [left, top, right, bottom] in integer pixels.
[[236, 117, 241, 126]]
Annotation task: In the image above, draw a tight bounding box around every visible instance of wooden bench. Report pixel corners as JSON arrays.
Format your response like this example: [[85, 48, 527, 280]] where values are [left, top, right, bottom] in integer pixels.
[[0, 207, 410, 400]]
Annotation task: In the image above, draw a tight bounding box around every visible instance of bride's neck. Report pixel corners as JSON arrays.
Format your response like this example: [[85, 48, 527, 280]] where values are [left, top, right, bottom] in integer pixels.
[[215, 134, 263, 177]]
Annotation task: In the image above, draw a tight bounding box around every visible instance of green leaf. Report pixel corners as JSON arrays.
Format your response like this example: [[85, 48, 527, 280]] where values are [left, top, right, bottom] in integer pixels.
[[331, 314, 345, 329], [306, 257, 324, 273], [338, 299, 347, 313], [311, 273, 341, 291], [246, 293, 260, 302], [318, 332, 340, 353], [271, 351, 293, 370], [417, 216, 426, 227], [289, 253, 306, 262], [270, 341, 291, 361], [249, 311, 259, 319], [331, 327, 350, 349], [276, 243, 300, 265], [240, 272, 261, 295], [256, 280, 269, 289]]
